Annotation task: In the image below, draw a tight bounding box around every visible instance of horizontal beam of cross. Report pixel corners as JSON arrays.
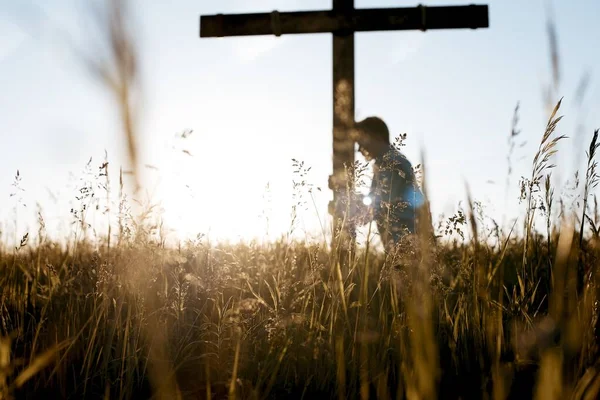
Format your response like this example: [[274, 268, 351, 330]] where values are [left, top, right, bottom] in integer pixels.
[[200, 5, 488, 38]]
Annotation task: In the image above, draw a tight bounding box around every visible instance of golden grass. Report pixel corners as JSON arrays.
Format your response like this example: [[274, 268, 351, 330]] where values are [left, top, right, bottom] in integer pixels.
[[1, 129, 600, 398], [2, 1, 599, 399]]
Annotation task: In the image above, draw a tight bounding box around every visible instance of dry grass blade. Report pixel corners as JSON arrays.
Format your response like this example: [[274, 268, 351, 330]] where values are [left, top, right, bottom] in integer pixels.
[[542, 0, 561, 119], [506, 102, 522, 189], [522, 98, 567, 271], [546, 5, 561, 92], [579, 129, 600, 249], [13, 341, 69, 389], [544, 174, 554, 267], [0, 336, 11, 397], [574, 70, 592, 107], [76, 0, 142, 192], [572, 364, 600, 400]]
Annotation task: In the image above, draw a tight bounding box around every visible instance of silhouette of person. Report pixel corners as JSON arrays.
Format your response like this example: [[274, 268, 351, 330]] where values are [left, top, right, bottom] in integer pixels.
[[351, 117, 426, 253]]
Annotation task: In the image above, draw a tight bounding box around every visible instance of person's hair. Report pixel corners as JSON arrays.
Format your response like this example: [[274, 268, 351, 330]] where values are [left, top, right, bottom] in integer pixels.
[[355, 117, 389, 144]]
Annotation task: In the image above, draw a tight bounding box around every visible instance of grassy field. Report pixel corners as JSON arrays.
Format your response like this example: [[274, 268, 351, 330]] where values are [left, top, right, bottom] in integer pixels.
[[2, 1, 600, 399], [1, 108, 600, 399]]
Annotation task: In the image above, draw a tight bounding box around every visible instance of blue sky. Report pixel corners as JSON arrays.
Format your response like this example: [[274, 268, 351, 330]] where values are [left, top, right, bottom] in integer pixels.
[[1, 0, 599, 245]]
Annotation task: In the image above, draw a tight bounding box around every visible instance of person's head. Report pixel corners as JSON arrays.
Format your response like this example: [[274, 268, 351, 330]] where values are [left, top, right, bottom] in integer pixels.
[[353, 116, 390, 161]]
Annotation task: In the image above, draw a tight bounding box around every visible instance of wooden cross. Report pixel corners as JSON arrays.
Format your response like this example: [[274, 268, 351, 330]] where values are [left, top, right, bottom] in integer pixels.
[[200, 2, 489, 251]]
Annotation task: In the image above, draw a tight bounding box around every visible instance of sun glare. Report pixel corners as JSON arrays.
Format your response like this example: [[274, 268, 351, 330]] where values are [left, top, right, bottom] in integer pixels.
[[153, 141, 300, 243]]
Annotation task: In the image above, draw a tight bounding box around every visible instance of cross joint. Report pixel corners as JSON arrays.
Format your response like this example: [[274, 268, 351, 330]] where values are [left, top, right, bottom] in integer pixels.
[[271, 11, 282, 37]]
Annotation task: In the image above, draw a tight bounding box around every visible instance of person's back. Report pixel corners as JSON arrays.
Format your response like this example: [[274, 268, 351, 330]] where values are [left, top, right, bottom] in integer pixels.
[[370, 144, 424, 249], [352, 116, 425, 252]]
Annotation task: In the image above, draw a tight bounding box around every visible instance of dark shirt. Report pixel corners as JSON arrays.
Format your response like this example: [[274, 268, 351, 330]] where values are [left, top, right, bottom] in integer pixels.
[[369, 145, 424, 244]]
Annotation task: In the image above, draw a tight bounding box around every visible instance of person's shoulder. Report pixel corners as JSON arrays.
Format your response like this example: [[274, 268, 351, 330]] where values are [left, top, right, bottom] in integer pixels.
[[382, 146, 411, 167]]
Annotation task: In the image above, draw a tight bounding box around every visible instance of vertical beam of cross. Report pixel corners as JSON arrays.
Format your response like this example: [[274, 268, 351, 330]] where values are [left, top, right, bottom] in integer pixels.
[[330, 0, 356, 255]]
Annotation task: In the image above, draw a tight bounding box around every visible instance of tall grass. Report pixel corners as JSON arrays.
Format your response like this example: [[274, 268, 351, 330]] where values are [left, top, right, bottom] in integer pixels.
[[1, 1, 599, 399], [1, 109, 599, 399]]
